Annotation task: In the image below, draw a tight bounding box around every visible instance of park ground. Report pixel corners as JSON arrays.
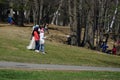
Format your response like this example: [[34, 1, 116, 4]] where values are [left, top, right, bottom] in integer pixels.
[[0, 23, 120, 80]]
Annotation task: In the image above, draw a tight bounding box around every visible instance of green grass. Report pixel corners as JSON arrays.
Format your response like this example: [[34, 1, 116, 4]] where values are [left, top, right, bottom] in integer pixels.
[[0, 25, 120, 80], [0, 26, 120, 68], [0, 69, 120, 80]]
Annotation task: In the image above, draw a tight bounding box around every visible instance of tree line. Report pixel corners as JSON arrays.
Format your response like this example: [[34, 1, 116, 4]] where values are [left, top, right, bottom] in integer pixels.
[[0, 0, 120, 53]]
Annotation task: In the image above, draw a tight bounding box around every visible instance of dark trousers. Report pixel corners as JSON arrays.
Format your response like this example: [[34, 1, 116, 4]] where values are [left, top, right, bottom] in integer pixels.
[[35, 40, 40, 50]]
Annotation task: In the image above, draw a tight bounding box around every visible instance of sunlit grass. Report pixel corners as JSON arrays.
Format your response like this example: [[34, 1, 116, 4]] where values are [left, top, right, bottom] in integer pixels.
[[0, 25, 120, 67]]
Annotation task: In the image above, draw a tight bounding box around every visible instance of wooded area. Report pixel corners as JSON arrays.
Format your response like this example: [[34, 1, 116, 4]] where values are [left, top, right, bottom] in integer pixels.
[[0, 0, 120, 54]]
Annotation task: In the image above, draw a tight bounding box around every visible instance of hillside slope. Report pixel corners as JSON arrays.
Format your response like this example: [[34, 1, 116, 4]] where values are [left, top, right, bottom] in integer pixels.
[[0, 23, 120, 68]]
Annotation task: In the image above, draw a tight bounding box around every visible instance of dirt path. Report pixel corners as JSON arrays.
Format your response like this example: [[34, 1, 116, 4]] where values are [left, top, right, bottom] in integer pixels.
[[0, 61, 120, 72]]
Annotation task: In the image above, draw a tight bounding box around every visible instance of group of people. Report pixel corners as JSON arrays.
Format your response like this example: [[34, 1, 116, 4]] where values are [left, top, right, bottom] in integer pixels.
[[100, 42, 117, 55], [26, 24, 48, 54]]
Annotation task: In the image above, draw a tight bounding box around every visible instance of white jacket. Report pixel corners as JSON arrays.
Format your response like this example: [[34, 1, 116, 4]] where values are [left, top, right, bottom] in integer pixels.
[[40, 28, 45, 44]]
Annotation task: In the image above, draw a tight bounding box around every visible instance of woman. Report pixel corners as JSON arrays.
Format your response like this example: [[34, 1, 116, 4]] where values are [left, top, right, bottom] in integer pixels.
[[39, 26, 46, 54], [26, 25, 39, 50]]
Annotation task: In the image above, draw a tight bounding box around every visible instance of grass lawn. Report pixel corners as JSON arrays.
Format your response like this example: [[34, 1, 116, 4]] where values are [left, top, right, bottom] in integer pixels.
[[0, 69, 120, 80], [0, 25, 120, 68], [0, 24, 120, 80]]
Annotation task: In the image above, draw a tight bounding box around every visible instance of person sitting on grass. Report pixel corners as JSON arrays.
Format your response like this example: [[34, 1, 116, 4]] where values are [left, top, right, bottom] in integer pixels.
[[101, 42, 108, 53], [112, 45, 117, 55]]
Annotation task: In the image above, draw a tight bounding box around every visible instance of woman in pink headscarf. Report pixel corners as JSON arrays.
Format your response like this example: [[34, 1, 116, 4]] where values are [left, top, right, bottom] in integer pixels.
[[39, 26, 46, 54]]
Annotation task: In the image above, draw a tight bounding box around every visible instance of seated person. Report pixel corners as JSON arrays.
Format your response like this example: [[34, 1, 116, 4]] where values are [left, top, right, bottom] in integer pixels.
[[112, 45, 117, 55], [101, 42, 108, 53], [66, 35, 71, 45]]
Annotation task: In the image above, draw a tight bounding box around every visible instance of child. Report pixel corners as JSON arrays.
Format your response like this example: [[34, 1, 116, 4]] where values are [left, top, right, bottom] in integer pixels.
[[101, 42, 108, 53], [112, 45, 117, 55], [39, 26, 46, 54]]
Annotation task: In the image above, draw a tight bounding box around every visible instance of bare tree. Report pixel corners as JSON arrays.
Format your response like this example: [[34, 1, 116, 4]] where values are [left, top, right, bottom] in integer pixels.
[[51, 0, 64, 25], [68, 0, 78, 45], [107, 0, 119, 32]]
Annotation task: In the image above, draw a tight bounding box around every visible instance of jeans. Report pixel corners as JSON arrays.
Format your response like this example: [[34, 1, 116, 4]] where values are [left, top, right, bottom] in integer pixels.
[[39, 44, 44, 52], [35, 40, 40, 50]]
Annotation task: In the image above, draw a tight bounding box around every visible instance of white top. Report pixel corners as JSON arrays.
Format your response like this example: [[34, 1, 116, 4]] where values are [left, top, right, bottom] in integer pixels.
[[40, 28, 45, 44]]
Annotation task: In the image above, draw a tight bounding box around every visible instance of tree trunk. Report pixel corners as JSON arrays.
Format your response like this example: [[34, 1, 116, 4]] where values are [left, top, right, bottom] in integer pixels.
[[18, 0, 24, 26], [82, 0, 95, 49], [96, 0, 107, 49], [107, 0, 119, 32], [51, 0, 63, 25], [33, 0, 39, 25], [9, 2, 13, 17], [77, 0, 82, 46], [68, 0, 78, 46], [38, 0, 43, 25]]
